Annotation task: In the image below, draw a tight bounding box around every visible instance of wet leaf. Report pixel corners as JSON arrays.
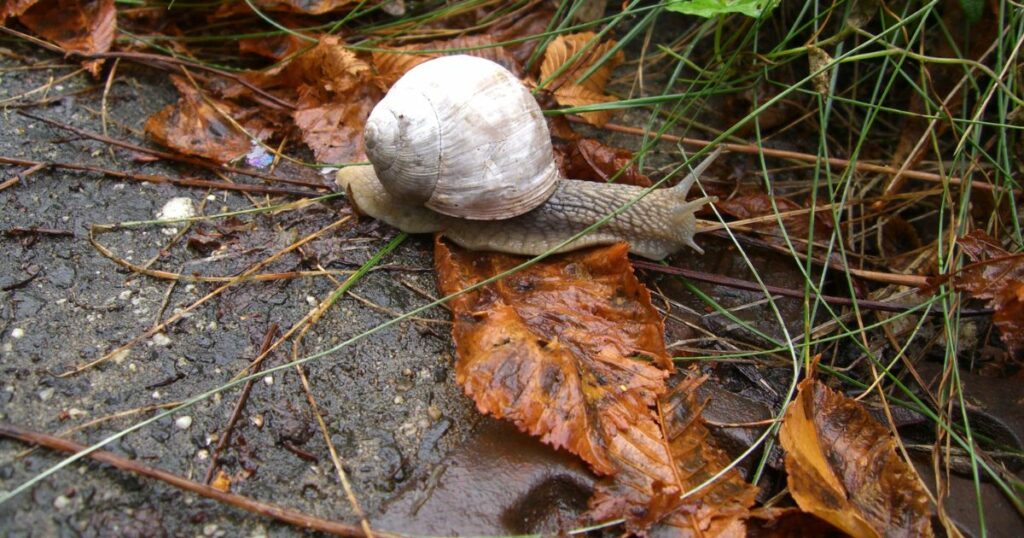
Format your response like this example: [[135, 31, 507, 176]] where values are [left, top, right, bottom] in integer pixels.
[[211, 469, 232, 492], [714, 194, 833, 243], [589, 374, 758, 534], [779, 377, 934, 538], [0, 0, 39, 23], [145, 76, 270, 163], [539, 32, 623, 126], [248, 36, 381, 163], [238, 33, 308, 61], [372, 35, 522, 89], [747, 507, 846, 537], [554, 138, 652, 187], [946, 230, 1024, 356], [436, 239, 671, 475], [436, 240, 757, 534], [17, 0, 116, 76]]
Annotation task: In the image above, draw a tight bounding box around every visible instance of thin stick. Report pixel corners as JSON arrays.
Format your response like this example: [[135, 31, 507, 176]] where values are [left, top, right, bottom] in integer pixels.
[[16, 111, 326, 190], [0, 161, 46, 192], [630, 260, 991, 317], [204, 323, 279, 484], [592, 120, 1013, 194], [0, 423, 392, 537]]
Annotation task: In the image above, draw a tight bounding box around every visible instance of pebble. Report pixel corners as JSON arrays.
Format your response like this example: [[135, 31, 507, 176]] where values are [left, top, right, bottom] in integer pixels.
[[393, 395, 404, 405], [263, 375, 274, 386], [52, 495, 71, 510], [10, 328, 24, 339], [151, 333, 172, 347], [427, 405, 443, 421], [175, 416, 193, 430], [157, 197, 196, 221], [38, 388, 54, 402]]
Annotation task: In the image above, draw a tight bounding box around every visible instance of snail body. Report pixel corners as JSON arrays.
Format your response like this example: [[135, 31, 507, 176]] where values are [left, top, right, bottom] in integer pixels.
[[337, 55, 717, 260]]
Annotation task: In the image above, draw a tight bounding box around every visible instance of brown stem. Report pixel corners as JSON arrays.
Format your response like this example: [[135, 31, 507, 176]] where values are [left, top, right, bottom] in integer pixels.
[[0, 423, 397, 537], [16, 111, 327, 190], [631, 260, 992, 317]]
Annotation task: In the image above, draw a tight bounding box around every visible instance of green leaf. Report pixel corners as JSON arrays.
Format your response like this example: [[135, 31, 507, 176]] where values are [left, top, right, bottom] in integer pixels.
[[664, 0, 773, 18]]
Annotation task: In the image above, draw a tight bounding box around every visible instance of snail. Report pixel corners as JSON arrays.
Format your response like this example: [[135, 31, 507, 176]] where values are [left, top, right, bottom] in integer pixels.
[[336, 55, 717, 260]]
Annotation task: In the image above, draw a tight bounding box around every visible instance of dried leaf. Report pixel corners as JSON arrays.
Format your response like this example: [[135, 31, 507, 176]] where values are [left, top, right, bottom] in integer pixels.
[[947, 230, 1024, 356], [18, 0, 116, 76], [247, 36, 381, 163], [436, 239, 671, 475], [436, 239, 757, 534], [372, 35, 522, 89], [239, 33, 308, 61], [554, 138, 652, 187], [1, 0, 39, 23], [589, 375, 758, 535], [539, 32, 623, 125], [714, 194, 833, 243], [211, 469, 232, 492], [145, 76, 263, 163], [779, 377, 933, 538]]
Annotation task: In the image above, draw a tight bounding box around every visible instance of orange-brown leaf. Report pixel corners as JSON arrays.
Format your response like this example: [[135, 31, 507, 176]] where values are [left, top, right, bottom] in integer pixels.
[[539, 32, 623, 126], [1, 0, 39, 23], [779, 378, 933, 538], [372, 35, 522, 89], [239, 33, 308, 61], [145, 76, 257, 163], [211, 469, 232, 492], [947, 230, 1024, 355], [435, 239, 671, 476], [554, 138, 652, 187], [589, 375, 758, 535], [18, 0, 116, 76]]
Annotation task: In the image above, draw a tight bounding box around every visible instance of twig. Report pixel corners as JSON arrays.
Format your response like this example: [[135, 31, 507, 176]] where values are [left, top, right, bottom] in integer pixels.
[[592, 120, 1014, 194], [0, 155, 321, 197], [631, 260, 992, 317], [0, 423, 393, 537], [205, 323, 279, 484], [16, 111, 326, 190], [0, 161, 46, 192]]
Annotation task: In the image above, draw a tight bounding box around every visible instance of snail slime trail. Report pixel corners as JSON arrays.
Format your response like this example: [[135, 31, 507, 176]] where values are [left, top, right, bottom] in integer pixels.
[[337, 55, 718, 261]]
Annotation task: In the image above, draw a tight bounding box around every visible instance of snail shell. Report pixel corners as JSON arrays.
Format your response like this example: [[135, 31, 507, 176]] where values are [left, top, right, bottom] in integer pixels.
[[364, 55, 558, 220]]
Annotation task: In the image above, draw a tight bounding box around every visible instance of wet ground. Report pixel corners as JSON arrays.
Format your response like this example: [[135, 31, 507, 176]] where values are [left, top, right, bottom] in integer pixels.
[[1, 44, 1022, 538]]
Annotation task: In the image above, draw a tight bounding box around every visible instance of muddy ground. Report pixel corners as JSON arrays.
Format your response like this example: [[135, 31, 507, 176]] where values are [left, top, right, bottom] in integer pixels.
[[1, 42, 1022, 537]]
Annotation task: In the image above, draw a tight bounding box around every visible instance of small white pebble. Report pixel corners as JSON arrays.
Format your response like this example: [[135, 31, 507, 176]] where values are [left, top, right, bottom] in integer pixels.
[[263, 375, 274, 386], [118, 290, 132, 301], [175, 416, 193, 430], [305, 295, 318, 307], [67, 408, 87, 419], [151, 333, 171, 347], [38, 387, 55, 401], [10, 328, 24, 339], [152, 390, 162, 399], [196, 449, 209, 461], [53, 495, 71, 510], [206, 194, 217, 201], [157, 197, 196, 221], [250, 414, 264, 428], [111, 348, 130, 364], [203, 523, 219, 537], [393, 395, 404, 405]]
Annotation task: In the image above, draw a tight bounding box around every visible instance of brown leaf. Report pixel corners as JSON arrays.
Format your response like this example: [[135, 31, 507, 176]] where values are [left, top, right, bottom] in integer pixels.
[[714, 194, 833, 243], [249, 0, 356, 15], [246, 36, 381, 163], [436, 238, 671, 475], [779, 377, 933, 538], [746, 507, 846, 537], [436, 239, 757, 534], [554, 138, 652, 187], [946, 230, 1024, 356], [539, 32, 623, 126], [211, 469, 232, 492], [145, 76, 273, 163], [589, 374, 758, 535], [372, 35, 523, 89], [238, 33, 308, 61], [17, 0, 116, 76], [1, 0, 39, 23]]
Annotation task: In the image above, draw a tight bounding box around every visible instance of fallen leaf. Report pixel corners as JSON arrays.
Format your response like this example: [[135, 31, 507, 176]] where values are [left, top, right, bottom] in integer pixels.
[[145, 75, 268, 163], [372, 35, 522, 89], [589, 374, 758, 535], [17, 0, 116, 76], [554, 138, 652, 187], [249, 0, 356, 15], [247, 36, 381, 163], [239, 33, 308, 61], [945, 230, 1024, 356], [746, 507, 846, 537], [714, 194, 833, 243], [779, 377, 933, 538], [539, 32, 623, 125], [436, 239, 756, 534], [0, 0, 39, 23], [211, 469, 232, 492]]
